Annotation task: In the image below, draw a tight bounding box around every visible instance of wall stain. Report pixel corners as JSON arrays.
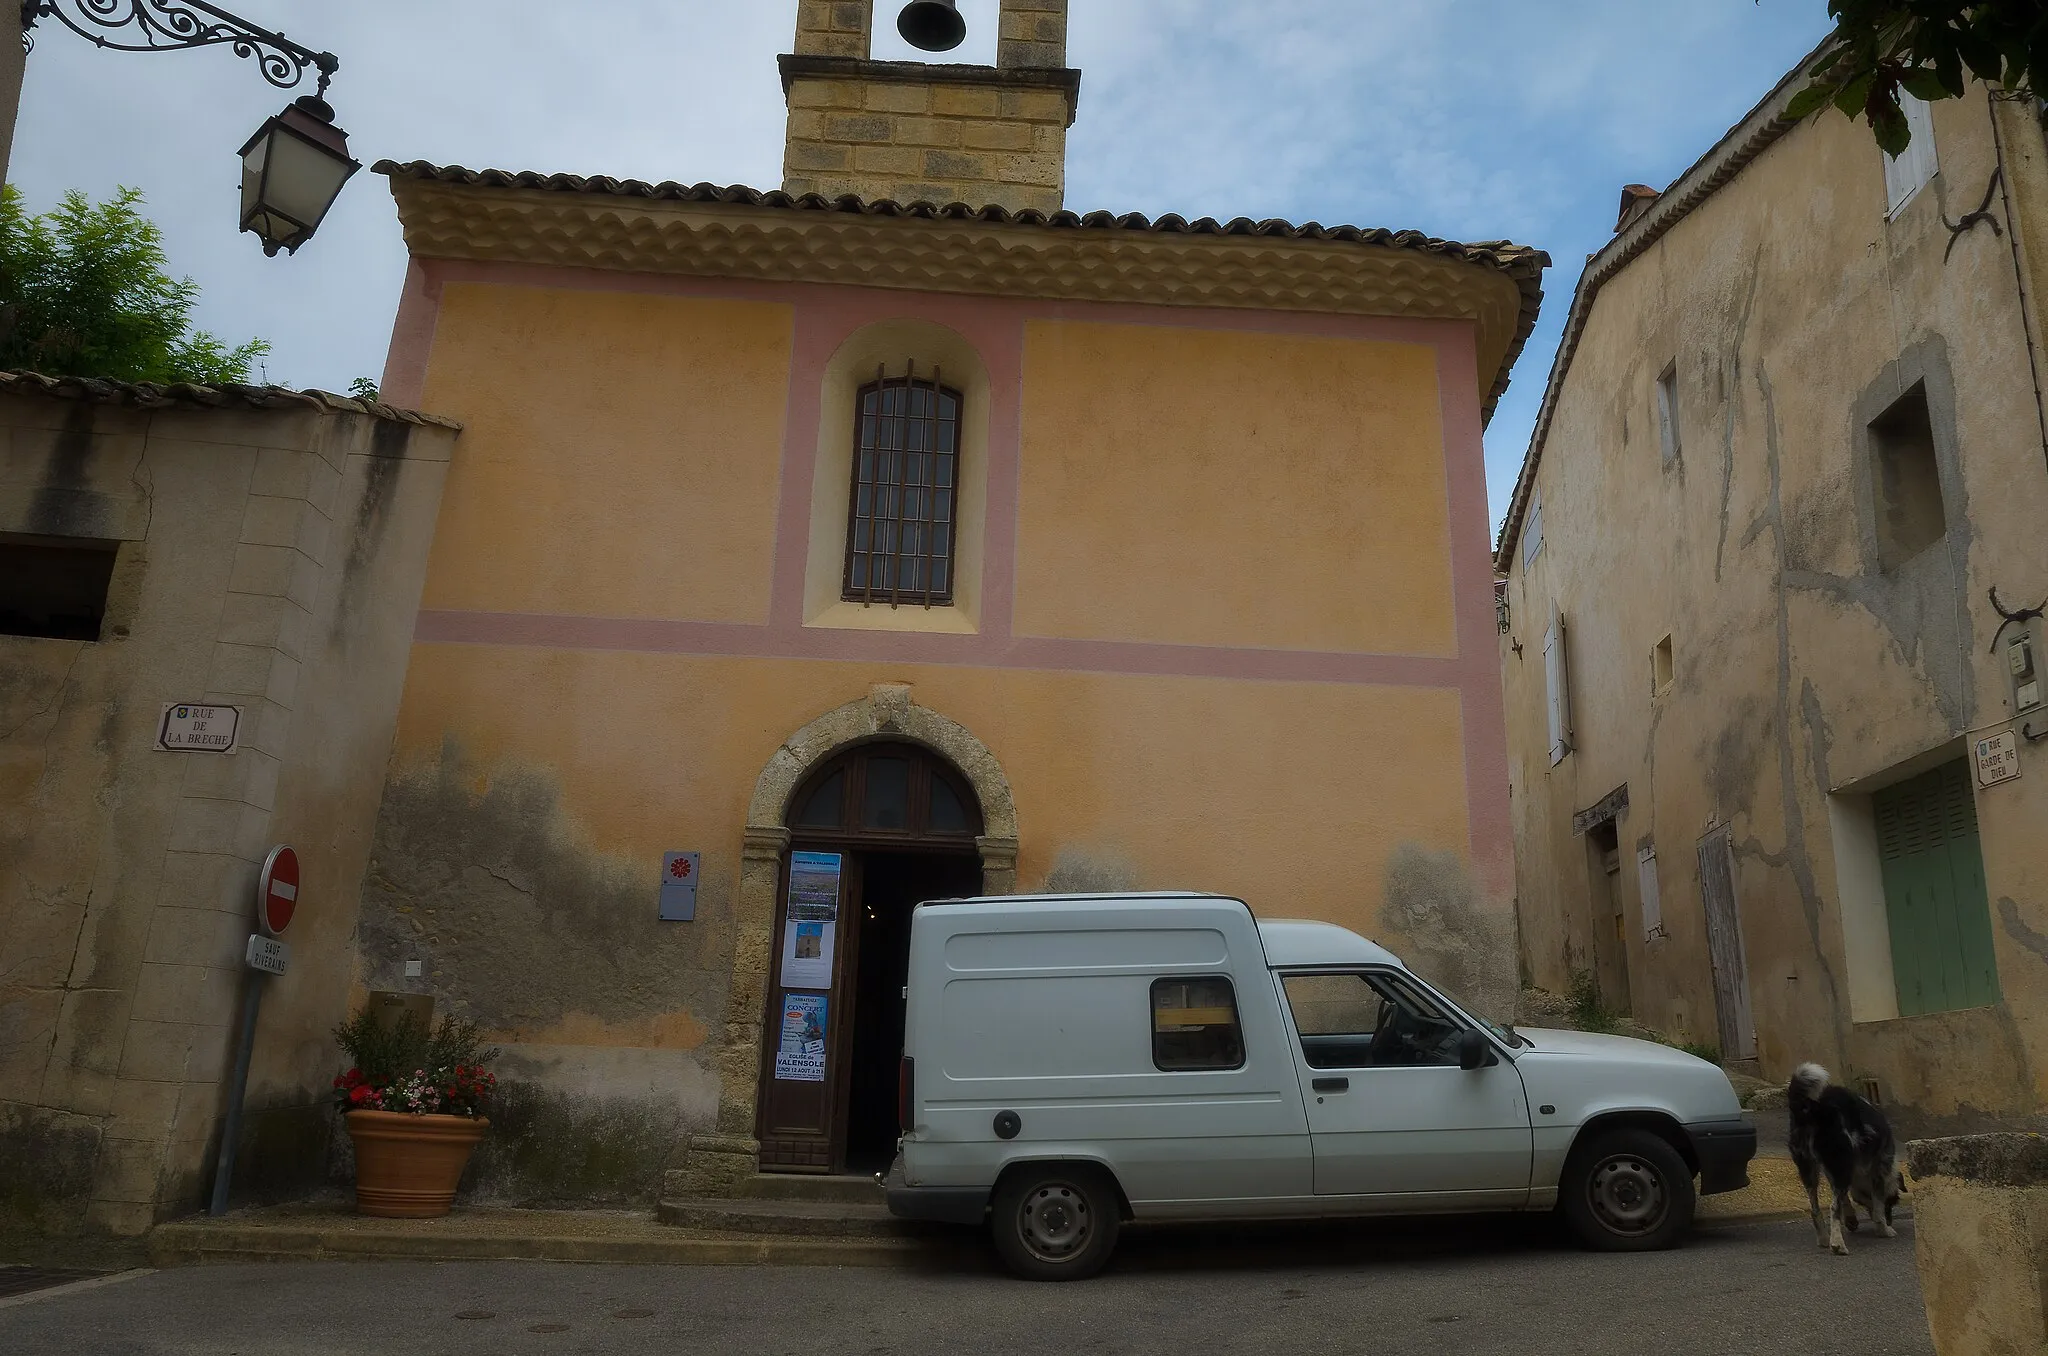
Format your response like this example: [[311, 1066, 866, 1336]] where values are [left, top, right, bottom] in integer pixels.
[[1715, 245, 1764, 583], [1997, 898, 2048, 966], [327, 420, 409, 648], [1380, 841, 1515, 1021], [358, 741, 727, 1035], [1745, 355, 1847, 1050]]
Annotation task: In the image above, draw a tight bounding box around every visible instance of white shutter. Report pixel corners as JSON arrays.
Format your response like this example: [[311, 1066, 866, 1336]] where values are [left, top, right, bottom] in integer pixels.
[[1523, 490, 1543, 566], [1884, 94, 1939, 215], [1637, 844, 1663, 939], [1544, 613, 1571, 765]]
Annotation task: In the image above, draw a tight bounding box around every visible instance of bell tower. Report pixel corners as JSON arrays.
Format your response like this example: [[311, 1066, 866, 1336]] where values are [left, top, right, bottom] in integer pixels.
[[780, 0, 1078, 214]]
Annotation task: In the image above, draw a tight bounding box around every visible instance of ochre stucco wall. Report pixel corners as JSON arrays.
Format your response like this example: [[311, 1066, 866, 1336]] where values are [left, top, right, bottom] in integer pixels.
[[363, 263, 1510, 1201], [1014, 321, 1454, 655], [416, 286, 792, 623], [1501, 84, 2048, 1116]]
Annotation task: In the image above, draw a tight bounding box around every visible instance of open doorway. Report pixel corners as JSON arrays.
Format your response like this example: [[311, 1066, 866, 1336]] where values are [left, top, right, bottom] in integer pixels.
[[758, 742, 986, 1174], [1585, 821, 1632, 1016], [844, 850, 983, 1172]]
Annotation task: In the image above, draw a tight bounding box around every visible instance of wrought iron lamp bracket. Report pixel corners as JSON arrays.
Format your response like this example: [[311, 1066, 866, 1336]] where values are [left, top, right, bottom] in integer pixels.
[[21, 0, 338, 96]]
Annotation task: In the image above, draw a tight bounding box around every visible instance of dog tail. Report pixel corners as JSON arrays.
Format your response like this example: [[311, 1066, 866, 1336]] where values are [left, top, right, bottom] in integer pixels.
[[1789, 1062, 1830, 1103]]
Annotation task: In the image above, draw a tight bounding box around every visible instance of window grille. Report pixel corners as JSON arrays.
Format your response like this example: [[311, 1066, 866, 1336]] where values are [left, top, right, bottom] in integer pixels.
[[843, 362, 961, 607]]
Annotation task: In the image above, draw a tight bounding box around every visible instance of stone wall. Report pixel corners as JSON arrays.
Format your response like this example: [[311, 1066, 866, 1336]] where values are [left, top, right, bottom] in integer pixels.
[[0, 378, 456, 1236], [1906, 1134, 2048, 1355]]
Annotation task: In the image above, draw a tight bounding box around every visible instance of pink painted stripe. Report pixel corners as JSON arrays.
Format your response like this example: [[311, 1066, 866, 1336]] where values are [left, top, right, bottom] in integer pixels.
[[379, 259, 442, 411], [412, 607, 1484, 689]]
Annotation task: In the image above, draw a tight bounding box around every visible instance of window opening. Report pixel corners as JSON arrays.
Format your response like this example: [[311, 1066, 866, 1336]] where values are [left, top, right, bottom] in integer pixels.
[[794, 769, 845, 829], [785, 744, 982, 842], [1656, 363, 1681, 463], [1282, 971, 1468, 1068], [1150, 976, 1244, 1071], [844, 361, 961, 609], [1652, 635, 1674, 695], [1869, 382, 1945, 569], [0, 538, 118, 641]]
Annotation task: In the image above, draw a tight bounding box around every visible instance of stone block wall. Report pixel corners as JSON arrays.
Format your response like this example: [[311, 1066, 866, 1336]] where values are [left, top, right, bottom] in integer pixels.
[[0, 381, 456, 1235], [1906, 1134, 2048, 1355], [780, 0, 1076, 213], [783, 76, 1071, 212], [793, 0, 870, 59]]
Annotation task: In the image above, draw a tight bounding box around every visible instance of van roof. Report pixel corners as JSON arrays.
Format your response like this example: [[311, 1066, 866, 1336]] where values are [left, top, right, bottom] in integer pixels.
[[917, 891, 1243, 907], [1256, 919, 1406, 969]]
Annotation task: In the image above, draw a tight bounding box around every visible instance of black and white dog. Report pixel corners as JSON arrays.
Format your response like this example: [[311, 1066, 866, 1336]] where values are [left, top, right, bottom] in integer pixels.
[[1787, 1063, 1903, 1254]]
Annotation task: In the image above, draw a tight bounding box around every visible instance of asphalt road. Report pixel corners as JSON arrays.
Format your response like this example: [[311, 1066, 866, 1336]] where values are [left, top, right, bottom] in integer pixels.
[[0, 1217, 1932, 1356]]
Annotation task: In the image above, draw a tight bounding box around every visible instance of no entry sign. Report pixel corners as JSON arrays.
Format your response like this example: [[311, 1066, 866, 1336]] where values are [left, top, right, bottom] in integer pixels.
[[257, 845, 299, 937]]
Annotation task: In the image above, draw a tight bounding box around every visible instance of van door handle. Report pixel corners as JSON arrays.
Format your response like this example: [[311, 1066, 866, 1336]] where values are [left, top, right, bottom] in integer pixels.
[[1312, 1077, 1349, 1093]]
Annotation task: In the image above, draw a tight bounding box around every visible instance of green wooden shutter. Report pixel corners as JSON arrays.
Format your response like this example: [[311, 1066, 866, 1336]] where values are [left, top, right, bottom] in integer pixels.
[[1874, 760, 2000, 1016]]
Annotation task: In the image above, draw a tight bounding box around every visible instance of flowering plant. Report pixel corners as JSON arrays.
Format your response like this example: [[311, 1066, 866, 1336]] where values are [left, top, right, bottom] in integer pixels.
[[331, 1007, 499, 1118]]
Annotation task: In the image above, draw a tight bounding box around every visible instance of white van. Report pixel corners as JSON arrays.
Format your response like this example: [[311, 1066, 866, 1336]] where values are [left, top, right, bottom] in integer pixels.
[[883, 893, 1755, 1280]]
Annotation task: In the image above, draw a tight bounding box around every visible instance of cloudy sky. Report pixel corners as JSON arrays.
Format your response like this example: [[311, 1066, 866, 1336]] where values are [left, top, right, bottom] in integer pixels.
[[16, 1, 1835, 533]]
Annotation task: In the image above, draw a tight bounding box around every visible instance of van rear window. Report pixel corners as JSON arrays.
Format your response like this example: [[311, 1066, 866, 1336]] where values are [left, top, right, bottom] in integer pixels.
[[1150, 977, 1244, 1071]]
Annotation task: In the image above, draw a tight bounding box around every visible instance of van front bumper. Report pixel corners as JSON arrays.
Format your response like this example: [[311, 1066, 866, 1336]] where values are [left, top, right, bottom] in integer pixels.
[[1687, 1118, 1758, 1195], [883, 1156, 989, 1226]]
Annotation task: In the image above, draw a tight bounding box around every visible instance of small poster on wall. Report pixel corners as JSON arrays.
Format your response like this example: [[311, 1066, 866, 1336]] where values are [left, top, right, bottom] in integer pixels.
[[780, 918, 837, 990], [779, 851, 842, 989], [773, 992, 829, 1082]]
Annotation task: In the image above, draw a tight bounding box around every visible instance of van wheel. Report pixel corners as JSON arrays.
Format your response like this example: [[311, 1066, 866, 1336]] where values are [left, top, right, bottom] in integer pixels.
[[1560, 1128, 1695, 1252], [990, 1165, 1121, 1280]]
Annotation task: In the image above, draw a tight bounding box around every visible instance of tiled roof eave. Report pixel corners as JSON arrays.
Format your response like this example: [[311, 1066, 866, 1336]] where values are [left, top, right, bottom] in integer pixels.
[[374, 161, 1549, 423], [0, 370, 461, 429]]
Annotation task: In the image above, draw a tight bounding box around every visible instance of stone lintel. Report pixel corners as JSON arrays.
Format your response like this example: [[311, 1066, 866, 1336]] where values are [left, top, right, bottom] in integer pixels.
[[779, 54, 1082, 126]]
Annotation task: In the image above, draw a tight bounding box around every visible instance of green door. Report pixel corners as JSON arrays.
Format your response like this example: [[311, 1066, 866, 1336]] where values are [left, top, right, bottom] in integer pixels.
[[1874, 759, 2000, 1017]]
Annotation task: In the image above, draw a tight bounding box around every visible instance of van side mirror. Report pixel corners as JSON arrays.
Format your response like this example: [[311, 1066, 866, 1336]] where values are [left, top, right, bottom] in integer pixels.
[[1458, 1029, 1489, 1070]]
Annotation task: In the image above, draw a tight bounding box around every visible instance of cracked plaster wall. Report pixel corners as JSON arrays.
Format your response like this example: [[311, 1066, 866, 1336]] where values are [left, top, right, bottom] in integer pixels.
[[1501, 88, 2048, 1112], [0, 392, 454, 1234]]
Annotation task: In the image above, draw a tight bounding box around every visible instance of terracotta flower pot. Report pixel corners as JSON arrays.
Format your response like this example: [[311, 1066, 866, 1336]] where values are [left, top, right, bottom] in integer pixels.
[[343, 1109, 488, 1218]]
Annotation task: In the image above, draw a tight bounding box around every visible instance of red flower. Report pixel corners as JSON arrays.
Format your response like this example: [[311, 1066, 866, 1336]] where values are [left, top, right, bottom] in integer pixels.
[[348, 1084, 374, 1105]]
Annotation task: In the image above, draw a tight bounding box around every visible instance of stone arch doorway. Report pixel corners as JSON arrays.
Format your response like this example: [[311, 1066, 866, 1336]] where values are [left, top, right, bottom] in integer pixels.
[[759, 742, 986, 1173], [678, 685, 1017, 1191]]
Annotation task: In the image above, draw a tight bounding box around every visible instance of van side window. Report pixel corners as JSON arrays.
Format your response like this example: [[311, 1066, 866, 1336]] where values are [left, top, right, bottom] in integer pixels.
[[1282, 971, 1465, 1069], [1150, 977, 1244, 1071]]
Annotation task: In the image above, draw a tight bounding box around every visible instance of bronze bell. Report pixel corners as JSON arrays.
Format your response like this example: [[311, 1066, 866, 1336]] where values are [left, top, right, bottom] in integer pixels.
[[897, 0, 966, 52]]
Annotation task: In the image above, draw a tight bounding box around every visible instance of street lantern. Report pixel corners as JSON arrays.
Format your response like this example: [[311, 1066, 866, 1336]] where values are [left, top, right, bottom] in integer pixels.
[[23, 0, 352, 255], [237, 94, 359, 256]]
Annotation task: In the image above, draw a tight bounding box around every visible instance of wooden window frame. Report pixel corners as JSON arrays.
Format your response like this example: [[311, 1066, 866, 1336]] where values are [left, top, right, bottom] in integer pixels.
[[842, 362, 964, 609], [788, 743, 984, 847]]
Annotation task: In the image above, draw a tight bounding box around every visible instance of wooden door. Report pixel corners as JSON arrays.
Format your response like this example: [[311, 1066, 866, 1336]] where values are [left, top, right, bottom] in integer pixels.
[[756, 851, 863, 1172], [1695, 826, 1755, 1059]]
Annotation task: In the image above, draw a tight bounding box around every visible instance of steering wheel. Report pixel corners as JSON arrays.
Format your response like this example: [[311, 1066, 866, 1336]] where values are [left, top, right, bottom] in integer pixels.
[[1367, 1000, 1407, 1066]]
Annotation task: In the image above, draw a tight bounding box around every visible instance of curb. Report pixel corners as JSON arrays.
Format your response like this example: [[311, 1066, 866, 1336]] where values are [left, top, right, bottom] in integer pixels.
[[147, 1223, 927, 1269]]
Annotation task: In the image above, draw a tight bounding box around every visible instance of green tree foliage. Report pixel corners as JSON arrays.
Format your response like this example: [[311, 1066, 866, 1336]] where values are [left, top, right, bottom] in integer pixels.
[[1788, 2, 2046, 153], [0, 184, 270, 385]]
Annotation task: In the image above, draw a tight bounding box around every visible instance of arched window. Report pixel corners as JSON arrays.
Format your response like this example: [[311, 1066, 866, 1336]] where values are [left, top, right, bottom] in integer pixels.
[[788, 743, 982, 841], [843, 363, 961, 608]]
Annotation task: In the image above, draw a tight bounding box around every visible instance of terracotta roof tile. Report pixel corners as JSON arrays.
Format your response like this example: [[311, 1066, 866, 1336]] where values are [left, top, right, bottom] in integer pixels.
[[373, 161, 1549, 420], [0, 370, 460, 429]]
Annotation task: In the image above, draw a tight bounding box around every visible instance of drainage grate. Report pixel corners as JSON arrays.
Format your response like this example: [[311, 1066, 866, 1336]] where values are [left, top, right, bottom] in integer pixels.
[[0, 1267, 103, 1299]]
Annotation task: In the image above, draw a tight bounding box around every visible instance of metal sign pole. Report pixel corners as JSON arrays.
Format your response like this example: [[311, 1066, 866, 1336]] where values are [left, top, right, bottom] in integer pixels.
[[207, 970, 266, 1216]]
